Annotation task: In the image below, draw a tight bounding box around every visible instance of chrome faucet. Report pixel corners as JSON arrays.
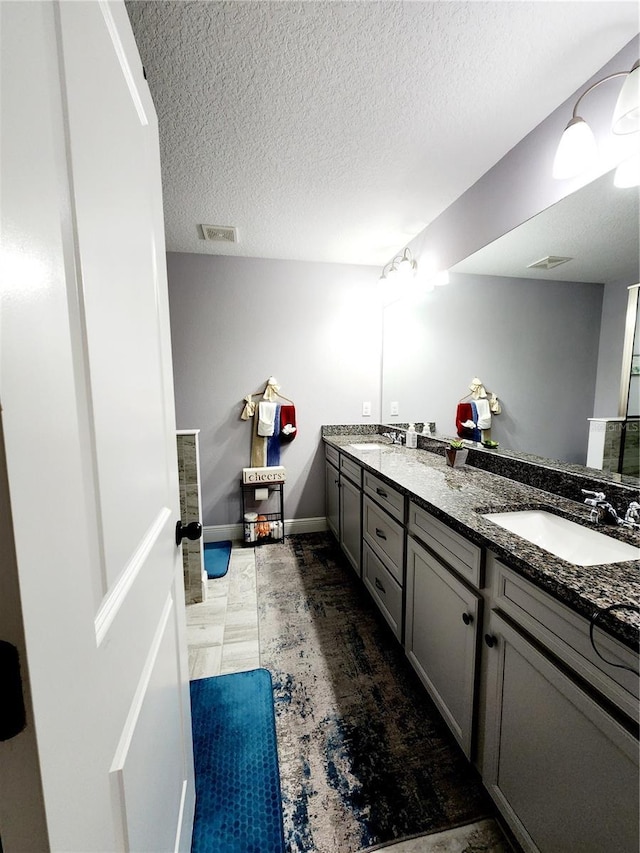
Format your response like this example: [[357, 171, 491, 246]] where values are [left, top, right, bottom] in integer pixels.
[[382, 431, 403, 445], [581, 489, 620, 525], [582, 490, 640, 529], [622, 501, 640, 530]]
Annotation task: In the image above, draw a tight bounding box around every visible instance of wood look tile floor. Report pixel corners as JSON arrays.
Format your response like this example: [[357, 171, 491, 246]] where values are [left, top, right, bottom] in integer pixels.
[[185, 538, 510, 853], [186, 543, 260, 679]]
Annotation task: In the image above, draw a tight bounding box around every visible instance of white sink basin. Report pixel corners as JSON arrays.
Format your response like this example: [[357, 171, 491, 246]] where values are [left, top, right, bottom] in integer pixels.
[[482, 510, 639, 566], [348, 443, 386, 450]]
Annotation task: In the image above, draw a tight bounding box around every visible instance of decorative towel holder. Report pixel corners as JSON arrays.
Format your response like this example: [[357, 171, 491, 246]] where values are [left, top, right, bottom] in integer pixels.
[[240, 377, 298, 468], [457, 377, 501, 445]]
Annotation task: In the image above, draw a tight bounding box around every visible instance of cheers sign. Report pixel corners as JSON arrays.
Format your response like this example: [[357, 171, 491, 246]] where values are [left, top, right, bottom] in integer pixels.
[[243, 466, 286, 484]]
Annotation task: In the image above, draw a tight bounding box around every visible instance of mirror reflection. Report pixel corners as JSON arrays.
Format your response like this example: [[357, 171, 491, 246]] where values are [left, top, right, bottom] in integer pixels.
[[381, 169, 639, 478]]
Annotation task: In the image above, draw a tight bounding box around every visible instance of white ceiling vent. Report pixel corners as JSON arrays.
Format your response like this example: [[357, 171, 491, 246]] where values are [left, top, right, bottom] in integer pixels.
[[200, 224, 238, 243], [527, 255, 573, 270]]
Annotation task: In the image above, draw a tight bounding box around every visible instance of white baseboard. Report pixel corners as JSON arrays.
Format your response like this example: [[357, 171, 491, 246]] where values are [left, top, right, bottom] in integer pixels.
[[203, 516, 328, 543], [287, 516, 328, 535]]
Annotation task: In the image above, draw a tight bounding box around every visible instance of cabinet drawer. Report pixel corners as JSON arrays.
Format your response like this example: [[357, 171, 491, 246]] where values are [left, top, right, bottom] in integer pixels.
[[363, 496, 404, 583], [340, 455, 362, 486], [363, 543, 402, 640], [489, 554, 639, 722], [364, 471, 404, 522], [325, 443, 339, 467], [408, 502, 482, 587]]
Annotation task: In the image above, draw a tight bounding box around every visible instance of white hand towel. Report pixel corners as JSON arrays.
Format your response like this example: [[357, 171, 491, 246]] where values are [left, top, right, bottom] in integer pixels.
[[474, 397, 492, 430], [257, 401, 277, 436]]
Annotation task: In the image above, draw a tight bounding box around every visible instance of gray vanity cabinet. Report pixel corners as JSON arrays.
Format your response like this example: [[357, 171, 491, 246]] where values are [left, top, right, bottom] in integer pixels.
[[405, 535, 481, 759], [339, 455, 362, 576], [482, 609, 639, 853], [324, 445, 362, 576], [481, 555, 639, 852], [325, 446, 340, 540], [362, 473, 405, 640]]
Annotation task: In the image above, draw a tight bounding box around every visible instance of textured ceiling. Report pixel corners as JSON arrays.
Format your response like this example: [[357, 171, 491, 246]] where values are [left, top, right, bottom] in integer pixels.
[[126, 1, 639, 266]]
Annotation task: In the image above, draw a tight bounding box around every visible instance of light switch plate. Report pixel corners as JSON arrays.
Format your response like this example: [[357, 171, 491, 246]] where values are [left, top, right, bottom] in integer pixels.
[[390, 401, 399, 416], [362, 401, 371, 416]]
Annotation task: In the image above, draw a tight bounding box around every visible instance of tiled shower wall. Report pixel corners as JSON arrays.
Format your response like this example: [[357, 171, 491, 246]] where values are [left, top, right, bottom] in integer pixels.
[[177, 430, 206, 604]]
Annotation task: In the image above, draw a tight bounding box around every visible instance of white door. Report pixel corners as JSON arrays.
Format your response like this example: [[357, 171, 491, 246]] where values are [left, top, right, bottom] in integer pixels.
[[0, 2, 195, 851]]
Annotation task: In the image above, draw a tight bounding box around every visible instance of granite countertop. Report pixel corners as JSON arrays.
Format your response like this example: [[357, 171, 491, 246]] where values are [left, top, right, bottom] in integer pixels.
[[323, 434, 640, 649]]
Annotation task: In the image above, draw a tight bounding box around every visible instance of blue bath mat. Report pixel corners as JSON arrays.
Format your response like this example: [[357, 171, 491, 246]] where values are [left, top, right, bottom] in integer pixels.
[[190, 669, 285, 853], [203, 540, 231, 579]]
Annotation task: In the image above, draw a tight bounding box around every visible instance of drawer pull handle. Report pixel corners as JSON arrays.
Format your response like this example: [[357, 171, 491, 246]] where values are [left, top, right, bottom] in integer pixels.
[[462, 612, 473, 626], [376, 488, 388, 498], [375, 528, 387, 540], [374, 577, 386, 594], [484, 633, 497, 648]]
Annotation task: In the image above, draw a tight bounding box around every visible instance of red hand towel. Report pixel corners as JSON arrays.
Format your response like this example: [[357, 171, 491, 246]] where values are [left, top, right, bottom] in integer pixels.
[[280, 405, 297, 443], [456, 403, 475, 440]]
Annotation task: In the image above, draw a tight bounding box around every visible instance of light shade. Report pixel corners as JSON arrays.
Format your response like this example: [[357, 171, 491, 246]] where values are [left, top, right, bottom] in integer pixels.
[[397, 258, 413, 279], [379, 248, 417, 283], [552, 116, 597, 179], [612, 61, 640, 134], [613, 152, 640, 188]]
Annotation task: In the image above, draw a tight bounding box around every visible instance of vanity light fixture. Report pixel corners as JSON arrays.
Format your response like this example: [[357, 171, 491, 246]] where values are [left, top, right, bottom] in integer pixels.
[[379, 248, 449, 302], [379, 247, 418, 281], [552, 60, 640, 184]]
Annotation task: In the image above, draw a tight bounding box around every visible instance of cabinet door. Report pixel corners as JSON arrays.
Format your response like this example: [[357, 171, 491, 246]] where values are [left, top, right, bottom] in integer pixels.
[[325, 460, 339, 540], [340, 474, 362, 576], [483, 611, 639, 853], [405, 538, 480, 759]]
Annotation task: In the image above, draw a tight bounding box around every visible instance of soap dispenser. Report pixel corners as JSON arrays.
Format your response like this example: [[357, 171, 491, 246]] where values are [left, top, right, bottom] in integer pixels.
[[406, 423, 417, 448]]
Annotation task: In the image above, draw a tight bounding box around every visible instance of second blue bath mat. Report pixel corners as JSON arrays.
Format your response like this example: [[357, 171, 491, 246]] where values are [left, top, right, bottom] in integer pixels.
[[190, 668, 285, 853], [203, 540, 231, 579]]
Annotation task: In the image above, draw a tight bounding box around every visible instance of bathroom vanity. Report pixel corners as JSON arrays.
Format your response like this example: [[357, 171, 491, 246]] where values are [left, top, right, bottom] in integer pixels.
[[323, 427, 639, 853]]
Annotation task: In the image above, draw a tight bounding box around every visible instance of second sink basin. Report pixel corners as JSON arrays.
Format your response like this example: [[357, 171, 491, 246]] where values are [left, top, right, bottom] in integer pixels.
[[482, 510, 638, 566]]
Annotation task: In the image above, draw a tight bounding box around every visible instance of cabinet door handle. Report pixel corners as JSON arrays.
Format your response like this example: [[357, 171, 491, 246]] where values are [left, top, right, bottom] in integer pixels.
[[462, 612, 473, 626], [376, 487, 388, 498], [375, 527, 387, 540], [374, 577, 386, 594], [484, 633, 497, 648]]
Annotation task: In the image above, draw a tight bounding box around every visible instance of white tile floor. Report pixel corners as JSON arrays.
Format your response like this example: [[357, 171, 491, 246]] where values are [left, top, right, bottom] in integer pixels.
[[186, 543, 260, 679]]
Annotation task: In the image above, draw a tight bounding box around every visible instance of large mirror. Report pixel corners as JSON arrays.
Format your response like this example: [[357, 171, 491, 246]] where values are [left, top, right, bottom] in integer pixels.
[[381, 168, 639, 479]]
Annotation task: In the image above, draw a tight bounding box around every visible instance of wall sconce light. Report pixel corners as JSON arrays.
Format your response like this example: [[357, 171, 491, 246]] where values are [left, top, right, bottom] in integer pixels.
[[379, 247, 448, 304], [552, 59, 640, 186], [379, 247, 418, 281]]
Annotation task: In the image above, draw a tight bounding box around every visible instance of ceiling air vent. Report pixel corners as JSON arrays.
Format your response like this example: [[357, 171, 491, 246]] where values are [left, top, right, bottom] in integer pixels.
[[527, 255, 573, 270], [200, 224, 238, 243]]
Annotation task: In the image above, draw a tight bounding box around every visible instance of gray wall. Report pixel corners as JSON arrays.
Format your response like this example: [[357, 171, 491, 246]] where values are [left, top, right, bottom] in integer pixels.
[[167, 253, 381, 527], [382, 273, 603, 464]]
